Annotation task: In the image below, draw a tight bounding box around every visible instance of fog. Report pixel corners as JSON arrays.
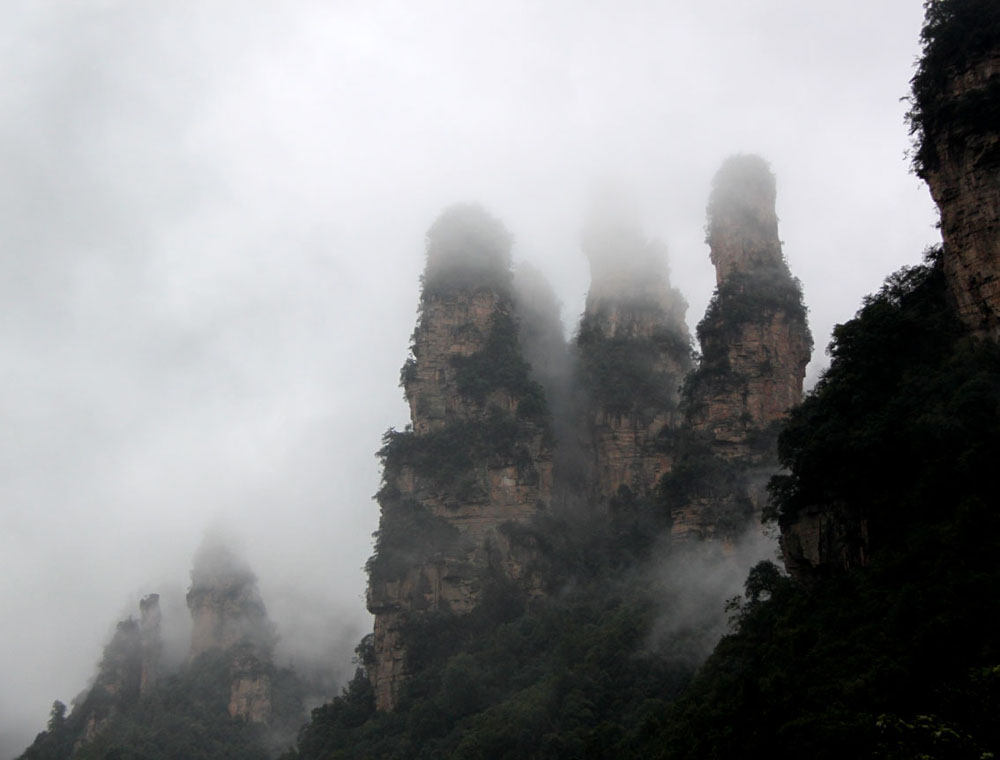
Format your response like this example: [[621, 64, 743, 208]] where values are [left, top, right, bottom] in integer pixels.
[[0, 1, 939, 755], [648, 527, 779, 667]]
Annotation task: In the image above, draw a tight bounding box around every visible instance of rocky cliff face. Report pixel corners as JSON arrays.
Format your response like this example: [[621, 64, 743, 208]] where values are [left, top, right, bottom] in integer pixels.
[[925, 52, 1000, 341], [186, 540, 277, 722], [71, 595, 166, 749], [686, 155, 812, 447], [187, 546, 275, 662], [910, 4, 1000, 341], [366, 205, 553, 710], [75, 617, 143, 748], [574, 198, 693, 509], [670, 156, 812, 540]]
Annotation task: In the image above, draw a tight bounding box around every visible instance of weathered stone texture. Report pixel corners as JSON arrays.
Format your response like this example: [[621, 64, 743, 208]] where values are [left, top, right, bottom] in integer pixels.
[[925, 53, 1000, 341], [186, 544, 276, 722], [367, 208, 553, 710], [676, 156, 811, 539], [187, 545, 275, 661], [706, 163, 782, 285], [406, 291, 506, 434], [688, 312, 811, 452], [228, 651, 272, 723]]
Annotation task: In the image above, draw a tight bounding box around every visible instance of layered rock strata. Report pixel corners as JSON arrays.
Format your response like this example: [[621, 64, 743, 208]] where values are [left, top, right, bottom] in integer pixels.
[[367, 204, 554, 710]]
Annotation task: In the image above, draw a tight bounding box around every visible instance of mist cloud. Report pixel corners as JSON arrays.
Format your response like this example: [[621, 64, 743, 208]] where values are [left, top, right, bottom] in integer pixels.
[[647, 528, 780, 666], [0, 2, 939, 756]]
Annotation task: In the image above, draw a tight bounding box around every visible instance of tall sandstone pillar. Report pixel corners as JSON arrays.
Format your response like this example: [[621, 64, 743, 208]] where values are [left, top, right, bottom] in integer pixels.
[[671, 155, 812, 539], [574, 191, 693, 510], [186, 540, 277, 723], [366, 205, 553, 710]]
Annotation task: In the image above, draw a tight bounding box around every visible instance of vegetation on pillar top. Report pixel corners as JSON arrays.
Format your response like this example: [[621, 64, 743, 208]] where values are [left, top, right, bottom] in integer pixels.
[[695, 267, 810, 353], [907, 0, 1000, 178]]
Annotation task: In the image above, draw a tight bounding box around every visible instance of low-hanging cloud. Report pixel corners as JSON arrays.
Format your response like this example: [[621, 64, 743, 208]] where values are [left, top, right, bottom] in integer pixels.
[[0, 1, 940, 756], [647, 527, 780, 666]]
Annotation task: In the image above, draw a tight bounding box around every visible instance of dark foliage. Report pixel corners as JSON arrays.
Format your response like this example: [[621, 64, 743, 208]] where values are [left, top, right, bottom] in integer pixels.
[[375, 409, 534, 497], [696, 266, 809, 355], [907, 0, 1000, 176], [660, 253, 1000, 759], [366, 489, 462, 584], [449, 308, 549, 424], [290, 237, 999, 758], [575, 307, 691, 418], [683, 264, 810, 413], [773, 250, 1000, 546], [657, 433, 756, 536], [288, 576, 696, 760], [18, 649, 305, 760]]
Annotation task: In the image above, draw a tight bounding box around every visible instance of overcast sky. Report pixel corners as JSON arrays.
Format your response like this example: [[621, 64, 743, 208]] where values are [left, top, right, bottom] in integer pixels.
[[0, 1, 939, 754]]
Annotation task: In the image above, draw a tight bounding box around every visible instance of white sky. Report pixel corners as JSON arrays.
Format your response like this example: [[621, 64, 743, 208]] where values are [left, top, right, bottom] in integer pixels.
[[0, 1, 939, 754]]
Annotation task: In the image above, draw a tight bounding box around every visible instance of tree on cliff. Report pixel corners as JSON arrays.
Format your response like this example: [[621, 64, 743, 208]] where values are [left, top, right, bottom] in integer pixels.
[[907, 0, 1000, 177]]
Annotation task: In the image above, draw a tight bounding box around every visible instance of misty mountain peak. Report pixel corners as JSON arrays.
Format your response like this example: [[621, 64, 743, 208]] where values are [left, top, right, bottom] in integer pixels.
[[186, 537, 276, 660], [706, 154, 784, 284], [581, 187, 676, 312], [422, 203, 514, 296]]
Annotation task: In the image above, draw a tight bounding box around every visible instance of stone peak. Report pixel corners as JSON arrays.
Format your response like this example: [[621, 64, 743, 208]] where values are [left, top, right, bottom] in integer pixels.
[[186, 536, 275, 659], [706, 154, 784, 284]]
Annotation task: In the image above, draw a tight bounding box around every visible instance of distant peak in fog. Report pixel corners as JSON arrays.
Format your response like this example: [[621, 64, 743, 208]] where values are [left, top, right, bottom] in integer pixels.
[[422, 203, 514, 295]]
